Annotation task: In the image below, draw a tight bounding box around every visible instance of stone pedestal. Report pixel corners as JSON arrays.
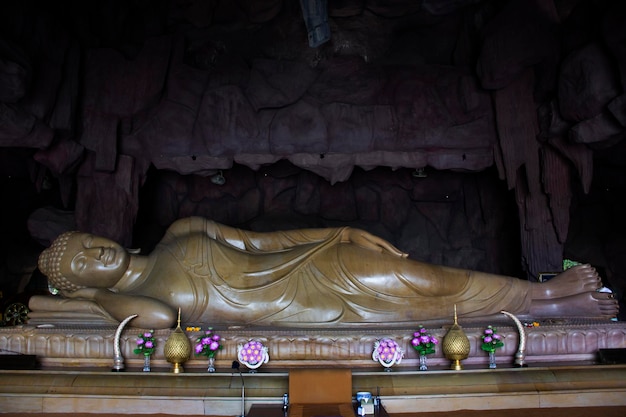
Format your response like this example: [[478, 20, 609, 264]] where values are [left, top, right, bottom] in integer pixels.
[[1, 319, 625, 370]]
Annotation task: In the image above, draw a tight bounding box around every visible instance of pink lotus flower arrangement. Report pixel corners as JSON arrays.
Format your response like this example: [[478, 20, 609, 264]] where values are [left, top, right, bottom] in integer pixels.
[[373, 338, 402, 364], [481, 325, 504, 353], [372, 338, 404, 369], [411, 325, 438, 356], [194, 327, 223, 358], [237, 340, 270, 370], [133, 330, 156, 356]]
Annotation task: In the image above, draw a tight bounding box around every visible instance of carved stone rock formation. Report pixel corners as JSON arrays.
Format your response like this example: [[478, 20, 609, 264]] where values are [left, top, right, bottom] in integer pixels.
[[0, 1, 625, 295]]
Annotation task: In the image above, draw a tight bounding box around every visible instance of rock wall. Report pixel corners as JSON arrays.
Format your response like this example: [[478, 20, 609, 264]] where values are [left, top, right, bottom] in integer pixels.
[[0, 1, 625, 295]]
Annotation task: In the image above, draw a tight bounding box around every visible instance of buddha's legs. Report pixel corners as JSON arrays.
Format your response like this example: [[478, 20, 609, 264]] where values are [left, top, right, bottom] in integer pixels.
[[331, 245, 471, 297], [331, 245, 532, 317], [391, 256, 619, 318], [331, 246, 618, 318]]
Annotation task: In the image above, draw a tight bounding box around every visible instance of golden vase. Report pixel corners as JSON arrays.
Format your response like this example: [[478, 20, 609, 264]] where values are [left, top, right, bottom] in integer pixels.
[[441, 305, 470, 370], [164, 309, 191, 373]]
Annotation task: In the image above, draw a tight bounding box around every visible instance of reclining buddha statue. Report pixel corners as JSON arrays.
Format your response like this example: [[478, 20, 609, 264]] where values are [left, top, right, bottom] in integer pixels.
[[31, 216, 618, 329]]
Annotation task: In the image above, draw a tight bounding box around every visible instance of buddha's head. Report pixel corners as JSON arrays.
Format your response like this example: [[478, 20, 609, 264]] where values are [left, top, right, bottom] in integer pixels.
[[38, 231, 130, 292]]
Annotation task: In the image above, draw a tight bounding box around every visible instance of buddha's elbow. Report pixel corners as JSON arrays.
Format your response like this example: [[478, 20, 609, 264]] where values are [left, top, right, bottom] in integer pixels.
[[132, 306, 177, 329]]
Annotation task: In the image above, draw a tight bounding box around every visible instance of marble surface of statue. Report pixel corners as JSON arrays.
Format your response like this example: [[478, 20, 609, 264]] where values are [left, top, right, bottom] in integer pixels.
[[31, 217, 618, 329]]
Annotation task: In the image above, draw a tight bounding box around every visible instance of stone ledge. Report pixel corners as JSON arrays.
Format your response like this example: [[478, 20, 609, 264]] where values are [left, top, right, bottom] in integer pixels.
[[1, 365, 626, 414], [1, 319, 625, 370]]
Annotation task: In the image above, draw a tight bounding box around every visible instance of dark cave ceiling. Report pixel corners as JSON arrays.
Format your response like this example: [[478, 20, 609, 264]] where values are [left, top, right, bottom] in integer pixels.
[[1, 0, 626, 281]]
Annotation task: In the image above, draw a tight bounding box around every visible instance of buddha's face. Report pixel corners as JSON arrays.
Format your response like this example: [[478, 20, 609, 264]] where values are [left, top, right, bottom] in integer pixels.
[[60, 233, 130, 288]]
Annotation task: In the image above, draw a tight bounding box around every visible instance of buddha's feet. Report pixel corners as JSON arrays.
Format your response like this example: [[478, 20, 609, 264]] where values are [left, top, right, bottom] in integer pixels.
[[533, 264, 602, 300], [530, 291, 619, 318]]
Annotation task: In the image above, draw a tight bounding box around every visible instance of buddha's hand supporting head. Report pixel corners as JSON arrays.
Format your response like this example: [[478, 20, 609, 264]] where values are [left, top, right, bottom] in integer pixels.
[[61, 287, 106, 300], [38, 231, 131, 294]]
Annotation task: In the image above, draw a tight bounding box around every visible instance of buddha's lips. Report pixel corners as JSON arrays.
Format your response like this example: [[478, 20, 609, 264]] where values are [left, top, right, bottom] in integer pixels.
[[103, 248, 115, 265]]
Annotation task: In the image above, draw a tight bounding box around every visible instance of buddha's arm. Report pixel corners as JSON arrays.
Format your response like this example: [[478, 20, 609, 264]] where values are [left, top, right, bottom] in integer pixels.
[[64, 288, 177, 329], [214, 225, 346, 251], [166, 216, 407, 256], [167, 216, 348, 251], [223, 226, 407, 256]]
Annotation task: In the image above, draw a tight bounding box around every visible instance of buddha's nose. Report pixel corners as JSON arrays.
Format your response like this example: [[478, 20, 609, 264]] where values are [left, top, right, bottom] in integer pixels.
[[85, 247, 104, 259]]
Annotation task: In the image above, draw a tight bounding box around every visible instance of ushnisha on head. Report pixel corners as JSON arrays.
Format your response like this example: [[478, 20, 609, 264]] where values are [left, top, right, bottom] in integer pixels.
[[38, 231, 85, 293]]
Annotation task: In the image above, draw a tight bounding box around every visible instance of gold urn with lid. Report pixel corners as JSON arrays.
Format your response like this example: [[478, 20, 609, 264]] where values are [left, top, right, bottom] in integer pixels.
[[441, 305, 470, 370], [164, 308, 191, 373]]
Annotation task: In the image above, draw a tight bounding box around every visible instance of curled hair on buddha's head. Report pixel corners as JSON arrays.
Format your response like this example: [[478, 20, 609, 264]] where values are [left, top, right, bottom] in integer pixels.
[[38, 231, 86, 293]]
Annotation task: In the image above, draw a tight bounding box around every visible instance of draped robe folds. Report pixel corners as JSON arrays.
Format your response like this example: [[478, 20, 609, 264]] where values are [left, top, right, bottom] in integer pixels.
[[122, 217, 532, 327]]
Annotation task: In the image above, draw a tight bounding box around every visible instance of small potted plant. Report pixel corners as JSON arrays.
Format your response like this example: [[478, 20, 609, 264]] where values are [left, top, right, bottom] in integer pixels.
[[481, 325, 504, 368], [194, 327, 223, 372], [134, 330, 156, 372], [411, 325, 438, 370]]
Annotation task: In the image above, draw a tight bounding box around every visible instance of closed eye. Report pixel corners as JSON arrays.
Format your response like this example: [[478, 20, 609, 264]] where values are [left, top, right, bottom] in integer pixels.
[[82, 235, 93, 248]]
